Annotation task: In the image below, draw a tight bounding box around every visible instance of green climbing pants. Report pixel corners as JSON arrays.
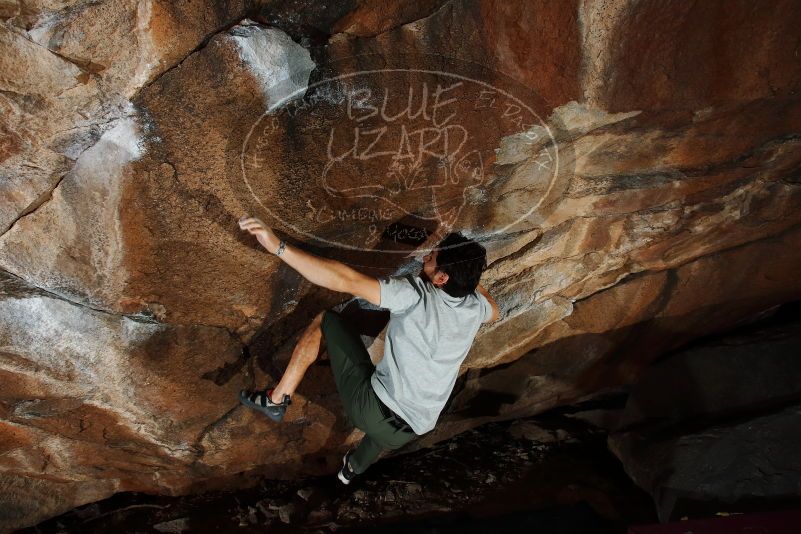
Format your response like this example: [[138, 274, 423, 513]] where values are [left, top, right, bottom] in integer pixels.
[[321, 309, 416, 474]]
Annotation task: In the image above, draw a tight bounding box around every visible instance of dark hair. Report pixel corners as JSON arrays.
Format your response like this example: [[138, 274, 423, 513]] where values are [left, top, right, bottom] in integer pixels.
[[434, 232, 487, 298]]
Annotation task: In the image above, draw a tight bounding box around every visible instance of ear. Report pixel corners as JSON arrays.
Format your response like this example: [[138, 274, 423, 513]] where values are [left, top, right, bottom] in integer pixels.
[[434, 271, 449, 287]]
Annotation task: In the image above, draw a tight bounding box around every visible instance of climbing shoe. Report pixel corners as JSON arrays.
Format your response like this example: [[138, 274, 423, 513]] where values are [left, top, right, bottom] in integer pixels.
[[337, 449, 358, 485], [239, 388, 291, 423]]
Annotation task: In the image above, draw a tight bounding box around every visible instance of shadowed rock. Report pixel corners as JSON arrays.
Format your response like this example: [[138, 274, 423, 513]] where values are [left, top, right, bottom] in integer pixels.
[[1, 0, 801, 530]]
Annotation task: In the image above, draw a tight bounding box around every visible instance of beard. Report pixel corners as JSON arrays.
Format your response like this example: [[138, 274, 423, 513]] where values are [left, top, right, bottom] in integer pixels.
[[420, 268, 431, 282], [420, 268, 445, 288]]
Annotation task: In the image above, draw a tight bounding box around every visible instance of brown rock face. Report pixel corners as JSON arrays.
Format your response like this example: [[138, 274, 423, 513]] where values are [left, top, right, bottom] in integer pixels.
[[0, 0, 255, 235], [2, 0, 801, 530]]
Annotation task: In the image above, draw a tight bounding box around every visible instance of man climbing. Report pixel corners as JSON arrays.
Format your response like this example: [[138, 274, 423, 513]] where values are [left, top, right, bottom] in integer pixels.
[[237, 216, 500, 485]]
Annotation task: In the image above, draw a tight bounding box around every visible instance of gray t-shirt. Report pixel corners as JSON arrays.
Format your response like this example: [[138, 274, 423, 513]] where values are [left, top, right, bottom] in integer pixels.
[[370, 272, 493, 435]]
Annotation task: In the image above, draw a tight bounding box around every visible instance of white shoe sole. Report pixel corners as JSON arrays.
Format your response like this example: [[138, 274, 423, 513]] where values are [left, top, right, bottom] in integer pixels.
[[338, 453, 353, 484]]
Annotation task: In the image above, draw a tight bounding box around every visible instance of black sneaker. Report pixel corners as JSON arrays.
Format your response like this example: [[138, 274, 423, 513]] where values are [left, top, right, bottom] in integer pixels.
[[337, 449, 357, 485], [239, 388, 291, 422]]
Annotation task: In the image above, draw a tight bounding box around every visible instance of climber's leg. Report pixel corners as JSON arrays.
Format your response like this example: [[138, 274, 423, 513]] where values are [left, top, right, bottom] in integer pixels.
[[349, 434, 383, 474], [321, 309, 417, 476], [318, 330, 328, 360], [270, 310, 326, 401], [349, 415, 417, 474], [319, 309, 375, 427]]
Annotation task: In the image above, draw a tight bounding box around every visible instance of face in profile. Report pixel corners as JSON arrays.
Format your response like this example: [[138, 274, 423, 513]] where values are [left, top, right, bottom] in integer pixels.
[[421, 248, 448, 288]]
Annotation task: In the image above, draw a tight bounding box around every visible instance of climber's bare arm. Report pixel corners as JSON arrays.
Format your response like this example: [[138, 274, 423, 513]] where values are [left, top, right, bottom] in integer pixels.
[[476, 282, 500, 323], [339, 269, 381, 306], [239, 217, 381, 305]]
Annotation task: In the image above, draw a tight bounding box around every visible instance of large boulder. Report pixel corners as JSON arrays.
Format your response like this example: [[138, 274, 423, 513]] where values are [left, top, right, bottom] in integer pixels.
[[2, 0, 801, 529], [610, 404, 801, 523], [608, 310, 801, 521]]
